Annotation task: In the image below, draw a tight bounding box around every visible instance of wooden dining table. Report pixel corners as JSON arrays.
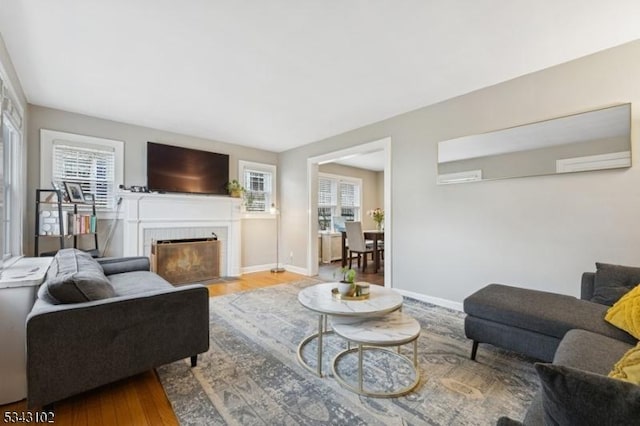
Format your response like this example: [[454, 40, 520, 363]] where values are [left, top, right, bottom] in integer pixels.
[[341, 230, 384, 273]]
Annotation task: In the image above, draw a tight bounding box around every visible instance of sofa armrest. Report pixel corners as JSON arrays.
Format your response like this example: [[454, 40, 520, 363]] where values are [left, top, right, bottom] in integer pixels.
[[580, 272, 596, 301], [97, 256, 150, 275], [26, 284, 209, 408]]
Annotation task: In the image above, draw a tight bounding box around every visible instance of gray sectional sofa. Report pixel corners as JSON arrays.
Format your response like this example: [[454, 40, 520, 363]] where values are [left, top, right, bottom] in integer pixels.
[[464, 263, 640, 425], [26, 248, 210, 408]]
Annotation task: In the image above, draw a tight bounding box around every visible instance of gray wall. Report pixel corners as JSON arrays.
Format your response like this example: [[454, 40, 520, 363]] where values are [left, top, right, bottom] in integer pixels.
[[318, 162, 383, 230], [280, 39, 640, 305], [26, 105, 278, 267]]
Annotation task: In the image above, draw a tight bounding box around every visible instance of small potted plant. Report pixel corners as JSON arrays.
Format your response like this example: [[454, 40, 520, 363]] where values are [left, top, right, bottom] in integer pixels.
[[337, 267, 357, 296], [226, 180, 245, 198]]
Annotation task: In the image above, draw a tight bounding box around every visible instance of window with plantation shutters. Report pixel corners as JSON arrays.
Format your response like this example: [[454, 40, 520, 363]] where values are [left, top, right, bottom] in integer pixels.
[[317, 173, 362, 231], [52, 142, 116, 210], [318, 177, 336, 230], [339, 181, 360, 221], [239, 160, 277, 215]]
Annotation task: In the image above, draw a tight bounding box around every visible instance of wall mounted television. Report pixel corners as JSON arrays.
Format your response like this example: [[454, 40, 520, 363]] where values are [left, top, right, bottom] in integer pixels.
[[147, 142, 229, 195]]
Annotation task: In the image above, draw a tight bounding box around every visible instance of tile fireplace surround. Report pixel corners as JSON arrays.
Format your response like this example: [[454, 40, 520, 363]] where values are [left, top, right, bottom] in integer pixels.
[[119, 191, 242, 277]]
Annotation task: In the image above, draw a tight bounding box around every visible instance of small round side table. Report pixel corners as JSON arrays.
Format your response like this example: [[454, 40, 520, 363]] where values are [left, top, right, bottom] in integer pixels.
[[331, 310, 421, 398]]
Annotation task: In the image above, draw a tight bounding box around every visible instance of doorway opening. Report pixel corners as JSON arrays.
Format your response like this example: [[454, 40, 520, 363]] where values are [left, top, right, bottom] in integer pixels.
[[306, 137, 391, 288]]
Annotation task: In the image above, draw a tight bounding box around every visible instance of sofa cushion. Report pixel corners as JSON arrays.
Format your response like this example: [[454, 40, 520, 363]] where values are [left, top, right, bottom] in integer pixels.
[[553, 329, 634, 374], [610, 342, 640, 384], [107, 270, 173, 297], [593, 262, 640, 306], [41, 248, 115, 304], [535, 363, 640, 426], [605, 284, 640, 340], [97, 256, 150, 275]]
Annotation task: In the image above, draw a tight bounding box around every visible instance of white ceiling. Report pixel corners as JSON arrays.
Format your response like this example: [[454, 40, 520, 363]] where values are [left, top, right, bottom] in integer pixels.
[[2, 1, 640, 153]]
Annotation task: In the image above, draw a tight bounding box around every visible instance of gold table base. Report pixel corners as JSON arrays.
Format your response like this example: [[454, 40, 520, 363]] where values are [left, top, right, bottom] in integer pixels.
[[296, 314, 331, 377], [331, 341, 420, 398]]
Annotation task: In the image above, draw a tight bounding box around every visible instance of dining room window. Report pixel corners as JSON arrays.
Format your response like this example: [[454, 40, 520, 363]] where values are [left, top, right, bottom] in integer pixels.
[[317, 173, 361, 231]]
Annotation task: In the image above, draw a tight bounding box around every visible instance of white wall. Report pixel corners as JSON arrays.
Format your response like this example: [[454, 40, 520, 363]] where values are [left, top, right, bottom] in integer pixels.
[[280, 40, 640, 305], [0, 35, 25, 108], [26, 105, 278, 268]]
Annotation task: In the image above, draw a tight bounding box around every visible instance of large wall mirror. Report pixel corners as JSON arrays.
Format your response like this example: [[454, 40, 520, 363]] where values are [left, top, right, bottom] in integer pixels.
[[437, 103, 631, 184]]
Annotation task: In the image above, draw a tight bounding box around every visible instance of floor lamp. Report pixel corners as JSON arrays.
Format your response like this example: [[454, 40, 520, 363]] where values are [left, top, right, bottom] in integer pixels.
[[270, 203, 285, 273]]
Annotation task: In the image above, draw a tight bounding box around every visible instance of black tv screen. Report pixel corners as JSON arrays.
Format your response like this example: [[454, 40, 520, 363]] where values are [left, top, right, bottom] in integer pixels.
[[147, 142, 229, 195]]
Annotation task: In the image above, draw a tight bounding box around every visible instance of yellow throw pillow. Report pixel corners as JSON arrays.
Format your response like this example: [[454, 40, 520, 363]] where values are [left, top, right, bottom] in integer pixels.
[[605, 284, 640, 340], [609, 342, 640, 384]]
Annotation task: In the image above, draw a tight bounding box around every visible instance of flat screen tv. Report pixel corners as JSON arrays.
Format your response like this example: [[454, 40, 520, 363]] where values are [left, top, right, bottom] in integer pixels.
[[147, 142, 229, 195]]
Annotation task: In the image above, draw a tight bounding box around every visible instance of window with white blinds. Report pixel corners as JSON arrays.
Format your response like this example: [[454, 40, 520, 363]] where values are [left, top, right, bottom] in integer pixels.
[[239, 160, 277, 214], [317, 173, 361, 231], [318, 177, 336, 231], [339, 181, 360, 221], [52, 142, 116, 210], [318, 177, 337, 207], [41, 130, 124, 214]]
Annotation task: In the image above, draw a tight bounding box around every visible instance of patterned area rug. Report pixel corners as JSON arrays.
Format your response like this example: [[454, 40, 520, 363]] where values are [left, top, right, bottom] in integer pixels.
[[157, 279, 538, 425]]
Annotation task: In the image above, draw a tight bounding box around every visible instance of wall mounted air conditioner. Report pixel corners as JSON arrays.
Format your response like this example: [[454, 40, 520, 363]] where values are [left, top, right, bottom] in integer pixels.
[[437, 170, 482, 185]]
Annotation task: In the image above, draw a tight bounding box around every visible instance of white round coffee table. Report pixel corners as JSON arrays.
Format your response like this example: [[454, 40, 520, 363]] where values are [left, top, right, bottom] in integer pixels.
[[297, 282, 403, 377]]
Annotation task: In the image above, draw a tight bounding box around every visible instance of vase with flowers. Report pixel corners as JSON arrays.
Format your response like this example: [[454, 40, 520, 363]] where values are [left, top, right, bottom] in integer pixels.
[[367, 208, 384, 231]]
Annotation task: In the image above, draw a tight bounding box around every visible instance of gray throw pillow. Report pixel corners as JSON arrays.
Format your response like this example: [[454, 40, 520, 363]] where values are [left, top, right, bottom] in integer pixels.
[[43, 248, 115, 304], [535, 363, 640, 426], [46, 270, 116, 303], [592, 262, 640, 306]]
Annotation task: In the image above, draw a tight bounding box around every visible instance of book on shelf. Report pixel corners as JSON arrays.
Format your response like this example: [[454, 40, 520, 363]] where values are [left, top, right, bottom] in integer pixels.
[[67, 213, 97, 235]]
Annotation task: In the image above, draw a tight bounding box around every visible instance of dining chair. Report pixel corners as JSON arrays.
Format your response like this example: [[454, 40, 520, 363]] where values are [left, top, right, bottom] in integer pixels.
[[345, 221, 376, 272]]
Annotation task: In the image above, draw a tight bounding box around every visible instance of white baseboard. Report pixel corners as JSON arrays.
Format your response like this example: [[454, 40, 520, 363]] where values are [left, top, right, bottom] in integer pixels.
[[240, 263, 311, 276], [283, 264, 310, 276], [240, 264, 275, 274], [395, 289, 464, 312]]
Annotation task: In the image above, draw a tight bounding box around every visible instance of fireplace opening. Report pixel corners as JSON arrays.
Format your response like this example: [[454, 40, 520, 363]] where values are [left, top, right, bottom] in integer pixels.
[[151, 237, 220, 285]]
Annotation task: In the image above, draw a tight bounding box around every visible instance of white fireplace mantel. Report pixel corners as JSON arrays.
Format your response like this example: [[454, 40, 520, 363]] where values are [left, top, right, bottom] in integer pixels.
[[119, 191, 242, 277]]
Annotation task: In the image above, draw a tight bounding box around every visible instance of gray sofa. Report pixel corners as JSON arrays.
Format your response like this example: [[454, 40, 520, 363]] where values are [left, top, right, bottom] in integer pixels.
[[498, 329, 639, 425], [464, 263, 640, 425], [26, 249, 210, 408]]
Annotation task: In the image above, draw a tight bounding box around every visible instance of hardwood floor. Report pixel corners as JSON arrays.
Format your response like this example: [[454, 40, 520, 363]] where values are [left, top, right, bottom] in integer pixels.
[[0, 270, 306, 425]]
